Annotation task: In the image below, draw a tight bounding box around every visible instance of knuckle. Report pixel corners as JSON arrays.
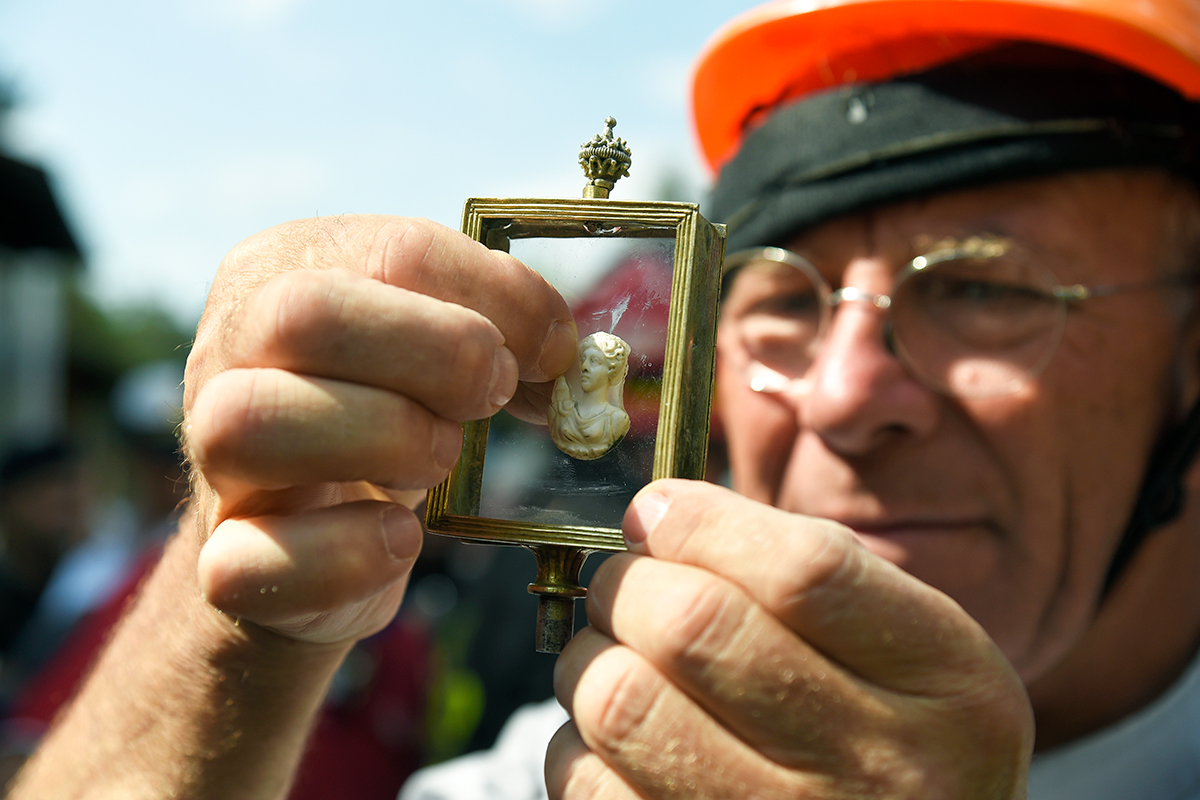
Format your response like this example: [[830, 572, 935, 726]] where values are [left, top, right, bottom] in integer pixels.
[[376, 217, 449, 287], [196, 520, 277, 613], [186, 370, 269, 473], [944, 664, 1034, 754], [374, 398, 455, 488], [440, 317, 501, 413], [245, 270, 343, 363], [888, 700, 1031, 800], [378, 405, 432, 464], [200, 505, 412, 623], [764, 521, 864, 616], [651, 572, 748, 668], [551, 748, 616, 800], [574, 648, 664, 756]]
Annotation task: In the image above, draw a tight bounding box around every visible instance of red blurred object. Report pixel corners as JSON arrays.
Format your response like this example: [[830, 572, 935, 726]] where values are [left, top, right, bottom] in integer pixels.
[[569, 249, 674, 437], [7, 547, 431, 800]]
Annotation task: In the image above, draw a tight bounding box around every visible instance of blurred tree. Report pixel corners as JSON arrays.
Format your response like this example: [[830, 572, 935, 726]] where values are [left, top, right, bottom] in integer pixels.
[[62, 280, 192, 499], [66, 279, 192, 403], [653, 169, 694, 203], [0, 76, 16, 134]]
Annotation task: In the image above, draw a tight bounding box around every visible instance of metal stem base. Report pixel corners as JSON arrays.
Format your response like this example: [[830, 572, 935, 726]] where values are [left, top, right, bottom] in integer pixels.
[[527, 544, 591, 653], [534, 596, 576, 653]]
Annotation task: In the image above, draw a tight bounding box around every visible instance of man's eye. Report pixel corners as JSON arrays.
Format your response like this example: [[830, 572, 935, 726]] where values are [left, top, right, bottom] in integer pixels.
[[754, 291, 821, 317], [925, 277, 1044, 306]]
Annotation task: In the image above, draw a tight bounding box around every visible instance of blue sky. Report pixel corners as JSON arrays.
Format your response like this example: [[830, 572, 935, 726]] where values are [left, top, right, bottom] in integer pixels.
[[0, 0, 754, 324]]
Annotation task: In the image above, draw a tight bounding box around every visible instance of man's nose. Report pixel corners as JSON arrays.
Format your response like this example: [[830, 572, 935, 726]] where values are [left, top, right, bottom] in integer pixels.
[[799, 290, 941, 456]]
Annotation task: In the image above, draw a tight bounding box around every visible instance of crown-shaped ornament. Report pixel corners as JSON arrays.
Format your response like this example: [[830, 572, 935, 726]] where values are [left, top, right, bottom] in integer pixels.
[[579, 116, 632, 198]]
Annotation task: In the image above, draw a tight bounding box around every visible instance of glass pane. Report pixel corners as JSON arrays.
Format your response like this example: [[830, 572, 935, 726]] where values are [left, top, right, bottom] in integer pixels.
[[477, 236, 675, 529]]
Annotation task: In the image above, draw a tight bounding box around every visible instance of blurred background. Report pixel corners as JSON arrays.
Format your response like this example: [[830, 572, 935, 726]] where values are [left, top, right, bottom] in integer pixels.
[[0, 0, 750, 326], [0, 0, 752, 477], [0, 1, 751, 794]]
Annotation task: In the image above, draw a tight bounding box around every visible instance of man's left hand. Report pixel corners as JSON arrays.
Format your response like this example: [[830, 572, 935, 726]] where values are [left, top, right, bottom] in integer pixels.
[[547, 480, 1033, 799]]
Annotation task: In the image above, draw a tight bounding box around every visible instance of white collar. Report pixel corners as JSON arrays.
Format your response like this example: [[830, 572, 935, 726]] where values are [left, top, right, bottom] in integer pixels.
[[1028, 645, 1200, 799]]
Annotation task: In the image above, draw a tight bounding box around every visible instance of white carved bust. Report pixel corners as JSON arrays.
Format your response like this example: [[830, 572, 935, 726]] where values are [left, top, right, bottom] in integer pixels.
[[547, 331, 632, 460]]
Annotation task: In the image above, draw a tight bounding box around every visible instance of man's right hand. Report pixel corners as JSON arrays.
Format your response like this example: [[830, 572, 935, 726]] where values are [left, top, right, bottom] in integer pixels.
[[8, 215, 577, 800], [182, 215, 577, 645]]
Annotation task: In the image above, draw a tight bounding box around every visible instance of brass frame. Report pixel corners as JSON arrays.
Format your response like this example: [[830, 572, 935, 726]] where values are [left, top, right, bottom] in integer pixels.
[[425, 197, 725, 551]]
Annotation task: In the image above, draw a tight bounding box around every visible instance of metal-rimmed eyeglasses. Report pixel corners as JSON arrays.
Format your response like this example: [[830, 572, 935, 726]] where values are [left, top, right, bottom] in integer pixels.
[[719, 239, 1195, 398]]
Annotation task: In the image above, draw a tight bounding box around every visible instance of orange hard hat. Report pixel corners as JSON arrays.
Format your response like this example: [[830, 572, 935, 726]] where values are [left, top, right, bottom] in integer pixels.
[[693, 0, 1200, 171]]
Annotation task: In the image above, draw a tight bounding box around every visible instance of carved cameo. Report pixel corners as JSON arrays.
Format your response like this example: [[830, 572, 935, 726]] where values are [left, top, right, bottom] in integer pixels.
[[548, 331, 632, 460]]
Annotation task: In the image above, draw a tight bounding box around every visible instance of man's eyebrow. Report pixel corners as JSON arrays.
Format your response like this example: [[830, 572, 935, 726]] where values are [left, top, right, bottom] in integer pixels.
[[782, 230, 1020, 280], [911, 232, 1017, 257]]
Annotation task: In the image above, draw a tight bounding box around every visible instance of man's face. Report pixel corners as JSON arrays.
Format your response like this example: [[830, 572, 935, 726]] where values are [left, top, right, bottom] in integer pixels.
[[716, 169, 1200, 681]]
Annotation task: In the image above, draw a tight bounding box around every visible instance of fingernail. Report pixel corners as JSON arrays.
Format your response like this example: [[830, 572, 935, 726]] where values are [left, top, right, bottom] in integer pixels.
[[381, 506, 418, 562], [624, 490, 670, 551], [488, 345, 518, 408], [431, 422, 462, 472], [536, 319, 577, 381]]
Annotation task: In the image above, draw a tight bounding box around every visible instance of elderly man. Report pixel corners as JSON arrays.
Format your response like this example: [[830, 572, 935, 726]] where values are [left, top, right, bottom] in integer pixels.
[[10, 1, 1200, 798]]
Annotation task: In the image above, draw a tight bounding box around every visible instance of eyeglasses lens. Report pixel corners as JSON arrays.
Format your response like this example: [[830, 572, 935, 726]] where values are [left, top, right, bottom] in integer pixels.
[[721, 254, 827, 394], [891, 254, 1067, 396], [721, 249, 1068, 398]]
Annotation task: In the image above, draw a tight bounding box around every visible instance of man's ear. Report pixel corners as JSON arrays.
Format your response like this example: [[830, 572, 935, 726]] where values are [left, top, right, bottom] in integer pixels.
[[1171, 306, 1200, 497], [1168, 173, 1200, 411], [1178, 308, 1200, 417]]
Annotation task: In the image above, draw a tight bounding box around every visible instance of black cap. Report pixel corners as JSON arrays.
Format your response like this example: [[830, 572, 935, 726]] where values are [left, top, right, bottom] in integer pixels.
[[709, 45, 1200, 251]]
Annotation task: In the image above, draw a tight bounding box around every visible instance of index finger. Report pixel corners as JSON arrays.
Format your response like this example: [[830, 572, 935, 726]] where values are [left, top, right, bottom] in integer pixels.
[[194, 216, 577, 397], [620, 480, 1013, 698]]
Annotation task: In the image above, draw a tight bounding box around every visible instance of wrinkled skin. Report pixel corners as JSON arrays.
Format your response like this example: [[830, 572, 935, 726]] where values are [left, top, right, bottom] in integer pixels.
[[7, 215, 580, 799], [548, 481, 1032, 799], [547, 170, 1200, 798], [15, 171, 1200, 800], [178, 209, 1036, 799], [183, 215, 577, 644]]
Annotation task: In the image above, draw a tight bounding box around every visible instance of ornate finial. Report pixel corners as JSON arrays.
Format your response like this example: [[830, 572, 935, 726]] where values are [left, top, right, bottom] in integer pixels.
[[579, 116, 632, 199]]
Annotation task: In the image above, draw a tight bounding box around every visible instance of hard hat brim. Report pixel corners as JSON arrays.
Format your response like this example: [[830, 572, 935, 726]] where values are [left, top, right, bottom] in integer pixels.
[[693, 0, 1200, 170]]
